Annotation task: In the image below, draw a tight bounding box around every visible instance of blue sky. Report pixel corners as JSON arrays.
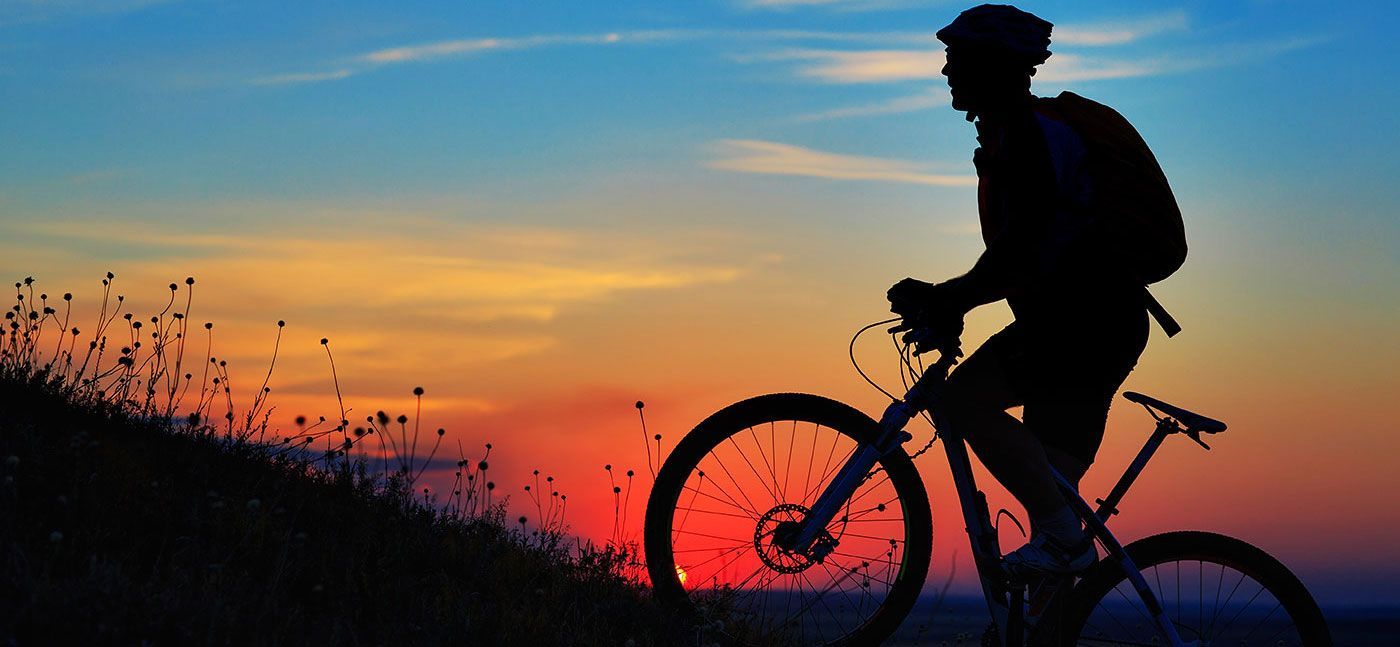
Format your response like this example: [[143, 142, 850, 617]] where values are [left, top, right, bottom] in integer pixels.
[[2, 0, 1398, 605], [4, 0, 1395, 214]]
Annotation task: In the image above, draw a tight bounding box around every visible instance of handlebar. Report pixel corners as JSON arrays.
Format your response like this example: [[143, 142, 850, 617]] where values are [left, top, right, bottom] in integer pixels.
[[887, 318, 963, 364]]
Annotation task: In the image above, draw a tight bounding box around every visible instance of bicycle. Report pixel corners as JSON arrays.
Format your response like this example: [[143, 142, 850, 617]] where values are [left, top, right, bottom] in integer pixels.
[[643, 318, 1330, 645]]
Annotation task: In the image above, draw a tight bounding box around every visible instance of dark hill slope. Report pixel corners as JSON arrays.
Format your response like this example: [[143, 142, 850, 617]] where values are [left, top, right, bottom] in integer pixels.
[[0, 377, 692, 645]]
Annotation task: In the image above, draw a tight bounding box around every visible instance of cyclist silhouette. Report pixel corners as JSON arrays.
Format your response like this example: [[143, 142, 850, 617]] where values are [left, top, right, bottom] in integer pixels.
[[888, 4, 1179, 574]]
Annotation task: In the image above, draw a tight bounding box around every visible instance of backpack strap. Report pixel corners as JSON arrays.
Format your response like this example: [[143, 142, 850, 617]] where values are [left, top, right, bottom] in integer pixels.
[[1143, 287, 1181, 337]]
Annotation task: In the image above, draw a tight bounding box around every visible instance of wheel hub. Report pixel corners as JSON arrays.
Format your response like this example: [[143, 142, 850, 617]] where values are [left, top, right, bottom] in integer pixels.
[[754, 503, 837, 574]]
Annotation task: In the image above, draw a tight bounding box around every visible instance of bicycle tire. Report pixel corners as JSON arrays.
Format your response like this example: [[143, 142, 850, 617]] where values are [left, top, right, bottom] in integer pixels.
[[644, 393, 933, 646], [1051, 530, 1330, 646]]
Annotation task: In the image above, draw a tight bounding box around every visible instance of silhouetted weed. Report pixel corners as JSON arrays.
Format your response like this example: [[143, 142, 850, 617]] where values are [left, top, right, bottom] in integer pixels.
[[0, 274, 726, 645]]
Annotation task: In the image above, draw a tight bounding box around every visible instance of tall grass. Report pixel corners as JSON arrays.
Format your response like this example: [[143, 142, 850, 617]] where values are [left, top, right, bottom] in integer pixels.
[[0, 273, 720, 645]]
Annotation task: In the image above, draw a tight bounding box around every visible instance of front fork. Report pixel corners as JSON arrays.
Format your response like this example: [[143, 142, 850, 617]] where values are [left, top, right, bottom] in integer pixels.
[[788, 399, 917, 554], [787, 351, 958, 554]]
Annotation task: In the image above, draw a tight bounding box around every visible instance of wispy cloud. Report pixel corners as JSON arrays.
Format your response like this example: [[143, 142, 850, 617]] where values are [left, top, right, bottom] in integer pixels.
[[758, 48, 1163, 84], [359, 33, 628, 65], [254, 28, 934, 86], [255, 31, 670, 86], [1055, 11, 1189, 47], [755, 31, 1326, 85], [1036, 53, 1157, 82], [791, 88, 946, 122], [253, 18, 1189, 87], [251, 14, 1319, 90], [15, 217, 757, 325], [758, 48, 943, 83], [707, 139, 974, 186], [250, 69, 354, 86]]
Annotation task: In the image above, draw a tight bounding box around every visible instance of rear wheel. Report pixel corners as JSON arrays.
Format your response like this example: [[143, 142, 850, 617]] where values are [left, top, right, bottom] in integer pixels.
[[644, 393, 933, 646], [1054, 531, 1330, 646]]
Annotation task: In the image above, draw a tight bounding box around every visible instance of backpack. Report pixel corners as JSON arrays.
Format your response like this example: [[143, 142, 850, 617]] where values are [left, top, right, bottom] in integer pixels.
[[1034, 91, 1187, 335]]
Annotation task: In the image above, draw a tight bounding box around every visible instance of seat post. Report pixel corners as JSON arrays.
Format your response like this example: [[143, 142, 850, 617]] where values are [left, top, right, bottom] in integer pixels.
[[1094, 419, 1176, 520]]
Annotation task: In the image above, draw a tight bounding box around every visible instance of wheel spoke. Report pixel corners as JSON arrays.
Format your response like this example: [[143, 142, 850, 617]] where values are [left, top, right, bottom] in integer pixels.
[[680, 481, 757, 520], [655, 406, 923, 646], [1073, 544, 1317, 646], [726, 435, 780, 505], [705, 449, 766, 518]]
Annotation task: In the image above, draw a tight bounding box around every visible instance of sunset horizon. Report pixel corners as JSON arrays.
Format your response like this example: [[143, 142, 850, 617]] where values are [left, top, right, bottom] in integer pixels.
[[3, 2, 1397, 641]]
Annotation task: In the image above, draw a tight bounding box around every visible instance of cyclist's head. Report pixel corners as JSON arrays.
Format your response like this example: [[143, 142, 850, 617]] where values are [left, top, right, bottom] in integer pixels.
[[936, 4, 1052, 117]]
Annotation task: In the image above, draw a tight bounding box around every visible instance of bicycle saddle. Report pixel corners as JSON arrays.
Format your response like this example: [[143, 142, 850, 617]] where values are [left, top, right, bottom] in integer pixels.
[[1122, 391, 1227, 434]]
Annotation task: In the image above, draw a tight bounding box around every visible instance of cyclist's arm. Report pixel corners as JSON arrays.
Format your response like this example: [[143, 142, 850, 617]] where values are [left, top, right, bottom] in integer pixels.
[[940, 125, 1057, 313], [939, 227, 1041, 311]]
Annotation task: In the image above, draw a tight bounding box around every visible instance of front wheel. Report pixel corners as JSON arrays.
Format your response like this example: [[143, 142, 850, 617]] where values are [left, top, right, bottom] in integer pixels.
[[1053, 531, 1330, 646], [644, 393, 933, 646]]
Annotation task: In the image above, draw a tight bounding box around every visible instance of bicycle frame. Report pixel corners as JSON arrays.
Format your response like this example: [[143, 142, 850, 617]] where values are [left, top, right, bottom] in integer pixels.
[[788, 352, 1196, 647]]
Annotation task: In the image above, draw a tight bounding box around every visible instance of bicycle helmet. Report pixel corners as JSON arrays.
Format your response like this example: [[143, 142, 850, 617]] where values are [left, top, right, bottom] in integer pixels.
[[936, 4, 1053, 67]]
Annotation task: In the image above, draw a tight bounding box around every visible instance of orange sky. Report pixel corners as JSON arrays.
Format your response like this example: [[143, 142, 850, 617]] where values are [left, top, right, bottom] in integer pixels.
[[3, 0, 1397, 608], [14, 198, 1396, 605]]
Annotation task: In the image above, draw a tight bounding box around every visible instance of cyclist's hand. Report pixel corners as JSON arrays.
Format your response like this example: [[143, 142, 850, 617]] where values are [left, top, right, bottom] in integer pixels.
[[886, 278, 937, 317]]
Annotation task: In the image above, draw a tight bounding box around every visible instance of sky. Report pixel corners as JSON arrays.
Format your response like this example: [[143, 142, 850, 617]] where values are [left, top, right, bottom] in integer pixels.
[[1, 0, 1398, 607]]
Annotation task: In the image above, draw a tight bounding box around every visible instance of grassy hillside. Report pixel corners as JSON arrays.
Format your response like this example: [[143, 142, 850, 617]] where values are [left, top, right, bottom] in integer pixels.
[[0, 373, 702, 645]]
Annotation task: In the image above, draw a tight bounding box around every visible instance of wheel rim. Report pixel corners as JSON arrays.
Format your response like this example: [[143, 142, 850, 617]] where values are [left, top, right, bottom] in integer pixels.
[[1077, 558, 1308, 645], [664, 419, 913, 644]]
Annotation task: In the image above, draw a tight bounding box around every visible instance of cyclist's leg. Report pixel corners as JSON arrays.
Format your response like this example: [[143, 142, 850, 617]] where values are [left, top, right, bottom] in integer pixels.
[[942, 324, 1073, 525], [1023, 306, 1149, 481]]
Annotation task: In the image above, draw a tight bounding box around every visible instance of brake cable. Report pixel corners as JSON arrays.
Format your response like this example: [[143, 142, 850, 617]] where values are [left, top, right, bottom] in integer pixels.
[[848, 318, 944, 469]]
